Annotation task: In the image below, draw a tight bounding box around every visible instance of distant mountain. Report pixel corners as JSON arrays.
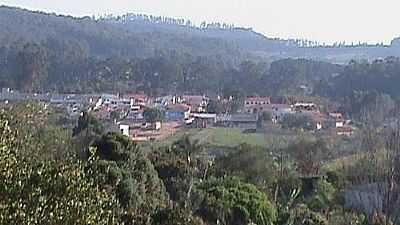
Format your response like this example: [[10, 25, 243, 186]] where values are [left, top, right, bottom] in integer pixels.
[[0, 6, 245, 61], [0, 6, 155, 58], [99, 13, 400, 63], [100, 14, 300, 52], [2, 5, 400, 63]]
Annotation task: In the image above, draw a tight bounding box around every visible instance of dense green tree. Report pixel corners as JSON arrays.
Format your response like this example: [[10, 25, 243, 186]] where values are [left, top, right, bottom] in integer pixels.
[[152, 206, 205, 225], [306, 179, 337, 212], [150, 146, 209, 212], [13, 43, 48, 92], [197, 176, 277, 225], [206, 99, 225, 114], [287, 139, 328, 175], [91, 132, 168, 224], [328, 210, 366, 225], [150, 148, 192, 203], [286, 204, 328, 225], [213, 144, 278, 189], [72, 111, 104, 137], [0, 117, 119, 225], [281, 114, 316, 131], [267, 58, 342, 96], [2, 102, 76, 160], [144, 107, 164, 123], [172, 135, 203, 161]]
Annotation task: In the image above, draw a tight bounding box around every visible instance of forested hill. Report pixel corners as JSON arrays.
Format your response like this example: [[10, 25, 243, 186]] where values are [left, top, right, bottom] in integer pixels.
[[0, 5, 296, 59], [99, 14, 300, 54], [0, 6, 154, 58], [100, 13, 400, 63], [4, 5, 400, 98], [3, 5, 400, 63], [0, 6, 244, 60]]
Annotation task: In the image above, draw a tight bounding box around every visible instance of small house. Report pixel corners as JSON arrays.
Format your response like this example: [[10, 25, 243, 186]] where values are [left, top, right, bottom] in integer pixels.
[[329, 112, 345, 128], [126, 109, 144, 121], [182, 95, 209, 113], [119, 124, 130, 137], [326, 112, 347, 128], [192, 113, 217, 128], [217, 114, 258, 130]]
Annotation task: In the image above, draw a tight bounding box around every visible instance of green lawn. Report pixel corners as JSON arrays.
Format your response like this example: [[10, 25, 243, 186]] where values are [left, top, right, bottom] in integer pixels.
[[323, 150, 388, 172], [193, 127, 267, 147], [154, 127, 299, 149]]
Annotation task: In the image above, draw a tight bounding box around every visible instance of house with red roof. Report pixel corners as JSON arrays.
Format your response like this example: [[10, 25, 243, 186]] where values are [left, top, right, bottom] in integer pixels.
[[329, 112, 345, 128]]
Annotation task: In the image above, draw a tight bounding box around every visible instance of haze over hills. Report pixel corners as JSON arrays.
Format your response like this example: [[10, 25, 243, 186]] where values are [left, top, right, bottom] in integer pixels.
[[1, 5, 400, 63], [100, 13, 400, 63]]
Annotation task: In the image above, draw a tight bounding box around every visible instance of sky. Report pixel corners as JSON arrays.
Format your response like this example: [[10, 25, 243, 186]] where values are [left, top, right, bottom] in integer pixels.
[[1, 0, 400, 44]]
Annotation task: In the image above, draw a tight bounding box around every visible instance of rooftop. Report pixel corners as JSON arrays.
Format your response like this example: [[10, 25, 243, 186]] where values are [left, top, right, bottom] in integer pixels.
[[218, 114, 258, 123]]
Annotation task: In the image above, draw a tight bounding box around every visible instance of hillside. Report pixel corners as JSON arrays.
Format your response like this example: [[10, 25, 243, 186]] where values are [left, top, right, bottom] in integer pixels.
[[2, 5, 400, 97], [2, 5, 400, 63], [100, 14, 299, 53], [101, 13, 400, 63], [0, 6, 245, 60], [0, 6, 154, 58]]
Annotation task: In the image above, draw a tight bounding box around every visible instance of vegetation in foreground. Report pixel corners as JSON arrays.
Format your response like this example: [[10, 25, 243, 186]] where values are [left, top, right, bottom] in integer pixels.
[[1, 102, 399, 225]]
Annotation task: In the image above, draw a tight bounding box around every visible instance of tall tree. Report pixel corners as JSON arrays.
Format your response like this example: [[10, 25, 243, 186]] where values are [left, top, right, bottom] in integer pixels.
[[14, 43, 48, 92]]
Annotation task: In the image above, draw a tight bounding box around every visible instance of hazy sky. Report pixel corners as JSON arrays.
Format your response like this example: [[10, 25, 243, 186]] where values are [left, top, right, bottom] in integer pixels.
[[1, 0, 400, 44]]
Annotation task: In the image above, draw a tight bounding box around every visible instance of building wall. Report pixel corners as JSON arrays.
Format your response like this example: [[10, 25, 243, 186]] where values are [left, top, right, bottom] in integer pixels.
[[119, 124, 130, 136], [336, 121, 344, 128]]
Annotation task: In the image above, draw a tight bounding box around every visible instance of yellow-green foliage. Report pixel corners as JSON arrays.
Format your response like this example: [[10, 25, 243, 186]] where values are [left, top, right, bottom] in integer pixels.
[[198, 176, 277, 225], [0, 119, 119, 225], [290, 204, 328, 225]]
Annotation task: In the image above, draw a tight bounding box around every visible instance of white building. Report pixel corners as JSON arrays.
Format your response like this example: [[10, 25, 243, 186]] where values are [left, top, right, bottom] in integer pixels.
[[119, 124, 130, 137]]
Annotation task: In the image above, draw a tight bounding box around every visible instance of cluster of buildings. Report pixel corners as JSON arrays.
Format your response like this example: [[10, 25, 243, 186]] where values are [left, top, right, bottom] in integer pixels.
[[0, 87, 355, 140], [242, 96, 354, 135]]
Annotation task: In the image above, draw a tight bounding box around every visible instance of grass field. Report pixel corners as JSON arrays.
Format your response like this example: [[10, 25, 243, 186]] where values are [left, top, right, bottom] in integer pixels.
[[194, 127, 268, 147], [322, 150, 389, 172], [152, 127, 301, 149]]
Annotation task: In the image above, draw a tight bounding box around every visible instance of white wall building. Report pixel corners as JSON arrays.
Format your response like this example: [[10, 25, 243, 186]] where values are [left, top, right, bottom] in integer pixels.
[[119, 124, 130, 137]]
